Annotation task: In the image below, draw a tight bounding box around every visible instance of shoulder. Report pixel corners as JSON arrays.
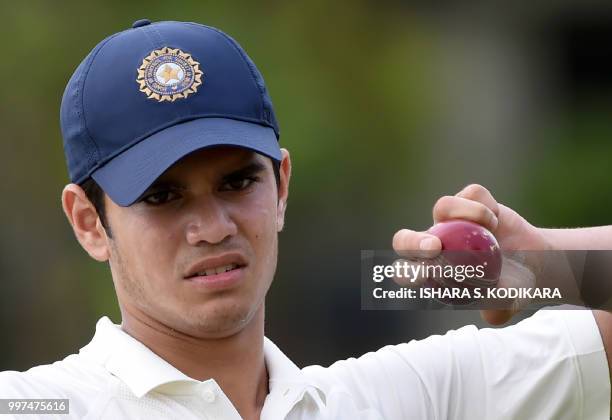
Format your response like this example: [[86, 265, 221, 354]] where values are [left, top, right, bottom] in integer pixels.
[[0, 353, 115, 418], [3, 354, 106, 390]]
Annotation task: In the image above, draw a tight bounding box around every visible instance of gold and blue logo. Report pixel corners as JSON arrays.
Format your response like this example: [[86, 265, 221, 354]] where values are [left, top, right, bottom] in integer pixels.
[[137, 47, 203, 102]]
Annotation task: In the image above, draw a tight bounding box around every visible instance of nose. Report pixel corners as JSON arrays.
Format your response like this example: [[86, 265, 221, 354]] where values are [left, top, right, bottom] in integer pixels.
[[185, 196, 238, 245]]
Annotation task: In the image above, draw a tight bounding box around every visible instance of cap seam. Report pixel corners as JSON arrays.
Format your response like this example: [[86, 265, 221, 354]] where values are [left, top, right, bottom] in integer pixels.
[[75, 114, 275, 184], [185, 22, 267, 121], [140, 25, 183, 122], [79, 32, 124, 171]]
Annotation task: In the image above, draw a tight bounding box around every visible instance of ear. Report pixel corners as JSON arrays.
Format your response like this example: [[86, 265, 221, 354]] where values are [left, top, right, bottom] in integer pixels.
[[61, 184, 110, 261], [276, 148, 292, 232]]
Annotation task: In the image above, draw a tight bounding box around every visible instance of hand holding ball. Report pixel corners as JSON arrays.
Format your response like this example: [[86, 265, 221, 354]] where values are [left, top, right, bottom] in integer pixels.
[[424, 220, 502, 304]]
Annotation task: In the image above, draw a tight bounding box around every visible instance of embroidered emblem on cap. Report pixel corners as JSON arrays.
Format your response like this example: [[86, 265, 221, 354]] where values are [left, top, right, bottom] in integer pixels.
[[137, 47, 203, 102]]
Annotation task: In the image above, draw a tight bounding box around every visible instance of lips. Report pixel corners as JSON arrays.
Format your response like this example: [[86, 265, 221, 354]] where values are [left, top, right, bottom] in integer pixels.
[[192, 263, 239, 277], [184, 253, 247, 279]]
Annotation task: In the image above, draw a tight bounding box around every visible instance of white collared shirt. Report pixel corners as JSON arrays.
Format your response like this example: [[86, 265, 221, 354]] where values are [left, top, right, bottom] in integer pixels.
[[0, 309, 609, 419]]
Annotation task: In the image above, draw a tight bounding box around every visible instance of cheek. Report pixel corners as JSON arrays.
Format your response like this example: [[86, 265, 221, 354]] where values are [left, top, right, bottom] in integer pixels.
[[241, 209, 277, 290], [232, 191, 278, 260], [244, 192, 277, 236], [113, 212, 182, 282]]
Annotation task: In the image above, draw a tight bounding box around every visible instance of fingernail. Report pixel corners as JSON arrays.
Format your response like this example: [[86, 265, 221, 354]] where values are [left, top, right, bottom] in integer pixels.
[[420, 238, 436, 250]]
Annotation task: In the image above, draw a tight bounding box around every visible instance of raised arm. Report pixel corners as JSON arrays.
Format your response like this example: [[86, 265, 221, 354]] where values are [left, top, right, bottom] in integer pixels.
[[391, 183, 612, 412], [306, 309, 610, 419]]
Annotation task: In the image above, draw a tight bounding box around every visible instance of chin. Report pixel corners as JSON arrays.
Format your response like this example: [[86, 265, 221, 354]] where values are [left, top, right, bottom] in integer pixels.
[[179, 302, 258, 337]]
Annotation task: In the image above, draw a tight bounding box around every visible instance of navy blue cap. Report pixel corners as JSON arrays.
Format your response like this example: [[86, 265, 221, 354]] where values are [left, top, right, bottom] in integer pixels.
[[60, 20, 281, 206]]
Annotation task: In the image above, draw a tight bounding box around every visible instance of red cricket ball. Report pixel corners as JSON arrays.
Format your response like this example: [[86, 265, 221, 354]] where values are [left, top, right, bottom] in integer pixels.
[[424, 220, 502, 304]]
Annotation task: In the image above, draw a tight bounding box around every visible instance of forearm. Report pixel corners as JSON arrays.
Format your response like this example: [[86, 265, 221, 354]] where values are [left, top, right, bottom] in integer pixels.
[[536, 227, 612, 309], [541, 226, 612, 250], [533, 248, 612, 310]]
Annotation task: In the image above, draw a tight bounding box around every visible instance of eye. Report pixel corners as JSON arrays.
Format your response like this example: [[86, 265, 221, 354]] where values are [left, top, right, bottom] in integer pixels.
[[220, 176, 259, 192], [141, 190, 180, 205]]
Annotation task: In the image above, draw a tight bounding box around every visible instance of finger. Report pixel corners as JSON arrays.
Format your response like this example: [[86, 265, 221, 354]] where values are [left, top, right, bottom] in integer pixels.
[[433, 196, 499, 232], [456, 184, 500, 217], [392, 229, 442, 258]]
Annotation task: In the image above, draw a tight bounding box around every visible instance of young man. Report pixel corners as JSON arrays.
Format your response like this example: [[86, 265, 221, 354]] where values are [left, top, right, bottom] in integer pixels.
[[1, 19, 611, 419]]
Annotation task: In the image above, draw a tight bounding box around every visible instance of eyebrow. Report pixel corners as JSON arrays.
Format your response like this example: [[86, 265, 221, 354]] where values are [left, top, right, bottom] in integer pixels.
[[143, 160, 268, 193], [221, 161, 267, 182]]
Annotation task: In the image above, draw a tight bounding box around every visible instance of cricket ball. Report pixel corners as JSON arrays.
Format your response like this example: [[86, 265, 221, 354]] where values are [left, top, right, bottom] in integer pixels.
[[424, 220, 502, 304]]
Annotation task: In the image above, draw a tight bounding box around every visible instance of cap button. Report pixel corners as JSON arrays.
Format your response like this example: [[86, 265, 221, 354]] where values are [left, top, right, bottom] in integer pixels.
[[132, 19, 151, 29]]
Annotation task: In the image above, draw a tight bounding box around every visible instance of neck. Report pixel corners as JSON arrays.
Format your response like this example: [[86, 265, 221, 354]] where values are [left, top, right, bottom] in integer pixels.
[[120, 305, 268, 420]]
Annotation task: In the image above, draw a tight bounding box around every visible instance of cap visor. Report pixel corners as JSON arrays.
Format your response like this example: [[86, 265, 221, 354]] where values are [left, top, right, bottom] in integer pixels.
[[91, 118, 281, 206]]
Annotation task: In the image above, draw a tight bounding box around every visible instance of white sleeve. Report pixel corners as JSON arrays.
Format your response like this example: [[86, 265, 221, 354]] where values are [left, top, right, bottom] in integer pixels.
[[304, 309, 610, 419]]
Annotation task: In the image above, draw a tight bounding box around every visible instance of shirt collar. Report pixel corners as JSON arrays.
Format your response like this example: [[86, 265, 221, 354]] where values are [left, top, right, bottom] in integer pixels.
[[79, 316, 326, 404], [80, 316, 195, 397], [263, 334, 313, 391]]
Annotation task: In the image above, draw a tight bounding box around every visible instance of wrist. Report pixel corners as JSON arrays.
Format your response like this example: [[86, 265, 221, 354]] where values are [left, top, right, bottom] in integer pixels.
[[538, 228, 559, 251], [535, 227, 559, 251]]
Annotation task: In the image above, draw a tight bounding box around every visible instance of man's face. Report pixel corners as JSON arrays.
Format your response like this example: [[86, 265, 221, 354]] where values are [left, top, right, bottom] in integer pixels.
[[102, 147, 288, 338]]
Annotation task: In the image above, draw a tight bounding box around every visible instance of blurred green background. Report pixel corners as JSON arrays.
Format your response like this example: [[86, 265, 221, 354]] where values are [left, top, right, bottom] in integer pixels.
[[2, 1, 612, 370]]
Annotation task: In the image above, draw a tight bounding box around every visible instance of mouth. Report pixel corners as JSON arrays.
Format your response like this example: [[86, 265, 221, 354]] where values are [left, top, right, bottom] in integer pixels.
[[187, 263, 242, 278], [184, 254, 247, 290]]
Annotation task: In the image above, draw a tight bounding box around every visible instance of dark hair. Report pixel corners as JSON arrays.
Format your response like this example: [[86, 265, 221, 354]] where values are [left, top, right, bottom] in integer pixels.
[[81, 177, 114, 238], [81, 159, 282, 238]]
